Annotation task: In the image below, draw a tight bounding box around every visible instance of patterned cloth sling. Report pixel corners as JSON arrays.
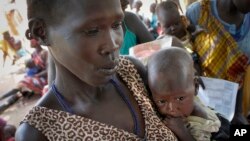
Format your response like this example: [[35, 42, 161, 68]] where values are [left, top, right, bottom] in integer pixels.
[[193, 0, 249, 85], [22, 57, 177, 141]]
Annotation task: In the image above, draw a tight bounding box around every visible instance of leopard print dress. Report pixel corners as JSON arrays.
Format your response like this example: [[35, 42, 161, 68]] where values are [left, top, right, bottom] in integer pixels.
[[22, 57, 177, 141]]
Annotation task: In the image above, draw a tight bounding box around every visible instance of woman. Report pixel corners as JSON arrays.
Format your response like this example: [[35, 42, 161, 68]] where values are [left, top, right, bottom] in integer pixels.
[[15, 0, 181, 140]]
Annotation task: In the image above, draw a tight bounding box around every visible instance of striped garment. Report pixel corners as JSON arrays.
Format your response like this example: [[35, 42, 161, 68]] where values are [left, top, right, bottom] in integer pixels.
[[193, 0, 248, 85]]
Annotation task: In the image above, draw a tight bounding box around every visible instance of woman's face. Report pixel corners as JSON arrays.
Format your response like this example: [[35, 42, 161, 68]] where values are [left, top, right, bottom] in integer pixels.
[[48, 0, 124, 86]]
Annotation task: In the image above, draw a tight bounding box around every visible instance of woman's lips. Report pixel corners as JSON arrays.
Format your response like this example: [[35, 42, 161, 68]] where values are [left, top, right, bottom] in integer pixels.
[[98, 62, 118, 75], [99, 66, 118, 75]]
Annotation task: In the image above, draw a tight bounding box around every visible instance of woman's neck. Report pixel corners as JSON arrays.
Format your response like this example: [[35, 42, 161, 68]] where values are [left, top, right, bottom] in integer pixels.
[[217, 0, 238, 14], [54, 64, 108, 104], [217, 0, 244, 27]]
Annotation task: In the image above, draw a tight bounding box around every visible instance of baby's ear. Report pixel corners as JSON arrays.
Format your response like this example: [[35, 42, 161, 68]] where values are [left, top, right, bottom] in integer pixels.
[[27, 18, 51, 46]]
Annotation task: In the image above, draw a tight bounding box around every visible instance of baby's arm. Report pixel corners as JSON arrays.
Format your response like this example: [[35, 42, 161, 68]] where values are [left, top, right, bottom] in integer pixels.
[[163, 116, 195, 141], [191, 100, 208, 119]]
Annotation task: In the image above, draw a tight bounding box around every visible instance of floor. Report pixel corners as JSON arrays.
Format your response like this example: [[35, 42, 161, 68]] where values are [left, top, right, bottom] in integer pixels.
[[0, 53, 39, 127]]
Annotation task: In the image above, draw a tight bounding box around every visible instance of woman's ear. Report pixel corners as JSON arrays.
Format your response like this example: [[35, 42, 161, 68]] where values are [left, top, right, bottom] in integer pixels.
[[28, 18, 51, 46]]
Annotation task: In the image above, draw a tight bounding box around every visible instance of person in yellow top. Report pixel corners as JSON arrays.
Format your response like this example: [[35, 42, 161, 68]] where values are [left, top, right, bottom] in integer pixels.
[[186, 0, 250, 124]]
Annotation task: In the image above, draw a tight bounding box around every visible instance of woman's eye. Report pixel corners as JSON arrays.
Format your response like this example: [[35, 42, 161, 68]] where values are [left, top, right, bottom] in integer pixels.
[[176, 97, 184, 101], [112, 21, 122, 30], [83, 28, 99, 36]]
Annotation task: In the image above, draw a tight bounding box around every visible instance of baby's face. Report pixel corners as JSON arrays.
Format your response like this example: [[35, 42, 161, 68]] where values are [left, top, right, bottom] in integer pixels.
[[151, 85, 195, 118]]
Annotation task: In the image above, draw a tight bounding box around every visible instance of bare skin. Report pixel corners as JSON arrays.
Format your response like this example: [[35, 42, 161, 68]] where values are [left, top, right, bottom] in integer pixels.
[[15, 0, 147, 140], [148, 47, 207, 141]]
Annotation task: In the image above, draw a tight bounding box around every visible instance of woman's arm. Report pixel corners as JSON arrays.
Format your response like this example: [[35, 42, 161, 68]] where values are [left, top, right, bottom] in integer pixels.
[[15, 123, 47, 141], [124, 12, 154, 44]]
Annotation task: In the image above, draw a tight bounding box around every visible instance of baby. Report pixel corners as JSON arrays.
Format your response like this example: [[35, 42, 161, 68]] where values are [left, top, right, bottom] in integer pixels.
[[147, 47, 223, 141]]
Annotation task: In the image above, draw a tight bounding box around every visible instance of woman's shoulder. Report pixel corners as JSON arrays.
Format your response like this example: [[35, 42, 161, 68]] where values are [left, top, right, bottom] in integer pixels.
[[123, 12, 142, 32], [186, 1, 202, 25], [119, 56, 147, 82], [124, 11, 139, 22], [123, 12, 154, 43]]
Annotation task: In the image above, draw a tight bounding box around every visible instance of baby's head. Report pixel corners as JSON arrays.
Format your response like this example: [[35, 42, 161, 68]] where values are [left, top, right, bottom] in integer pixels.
[[156, 1, 186, 39], [147, 47, 197, 118], [25, 58, 35, 69]]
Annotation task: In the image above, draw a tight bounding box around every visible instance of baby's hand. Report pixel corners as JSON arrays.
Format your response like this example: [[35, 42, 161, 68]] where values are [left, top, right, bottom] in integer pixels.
[[163, 116, 187, 136], [163, 116, 194, 141]]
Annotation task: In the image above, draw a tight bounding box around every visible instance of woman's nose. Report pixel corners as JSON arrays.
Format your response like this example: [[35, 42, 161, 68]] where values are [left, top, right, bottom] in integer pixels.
[[100, 30, 119, 55]]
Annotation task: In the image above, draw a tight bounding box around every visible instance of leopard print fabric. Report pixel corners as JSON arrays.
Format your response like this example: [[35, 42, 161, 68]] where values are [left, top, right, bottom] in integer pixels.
[[22, 57, 177, 141]]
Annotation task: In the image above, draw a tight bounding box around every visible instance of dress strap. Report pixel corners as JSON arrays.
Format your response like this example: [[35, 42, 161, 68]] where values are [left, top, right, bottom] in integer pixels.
[[51, 83, 74, 114], [110, 78, 141, 136]]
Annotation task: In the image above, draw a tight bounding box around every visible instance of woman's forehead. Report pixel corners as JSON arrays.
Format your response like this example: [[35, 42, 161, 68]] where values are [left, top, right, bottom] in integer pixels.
[[60, 0, 124, 26], [68, 0, 121, 12]]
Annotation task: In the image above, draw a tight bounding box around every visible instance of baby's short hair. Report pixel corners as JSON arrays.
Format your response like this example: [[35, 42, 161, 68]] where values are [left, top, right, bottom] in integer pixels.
[[156, 0, 179, 13], [148, 47, 194, 91]]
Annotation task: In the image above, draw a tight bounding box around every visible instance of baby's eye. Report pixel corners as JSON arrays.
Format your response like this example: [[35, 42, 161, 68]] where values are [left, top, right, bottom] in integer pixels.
[[176, 96, 184, 101], [112, 21, 122, 30], [83, 27, 99, 36], [157, 100, 166, 105]]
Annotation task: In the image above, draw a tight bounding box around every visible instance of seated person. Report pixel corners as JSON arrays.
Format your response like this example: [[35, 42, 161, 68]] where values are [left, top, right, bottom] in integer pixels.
[[0, 39, 48, 113], [147, 47, 229, 141], [2, 31, 28, 64], [15, 0, 179, 140]]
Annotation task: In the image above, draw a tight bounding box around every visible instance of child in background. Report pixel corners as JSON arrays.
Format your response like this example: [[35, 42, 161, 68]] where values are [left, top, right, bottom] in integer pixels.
[[156, 0, 198, 42], [156, 0, 203, 75], [147, 47, 229, 141]]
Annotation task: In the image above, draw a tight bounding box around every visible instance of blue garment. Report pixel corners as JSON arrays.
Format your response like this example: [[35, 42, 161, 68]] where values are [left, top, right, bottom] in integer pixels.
[[120, 22, 137, 55], [26, 67, 39, 76], [17, 48, 28, 57], [150, 14, 158, 30], [186, 0, 250, 59], [150, 14, 159, 39]]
